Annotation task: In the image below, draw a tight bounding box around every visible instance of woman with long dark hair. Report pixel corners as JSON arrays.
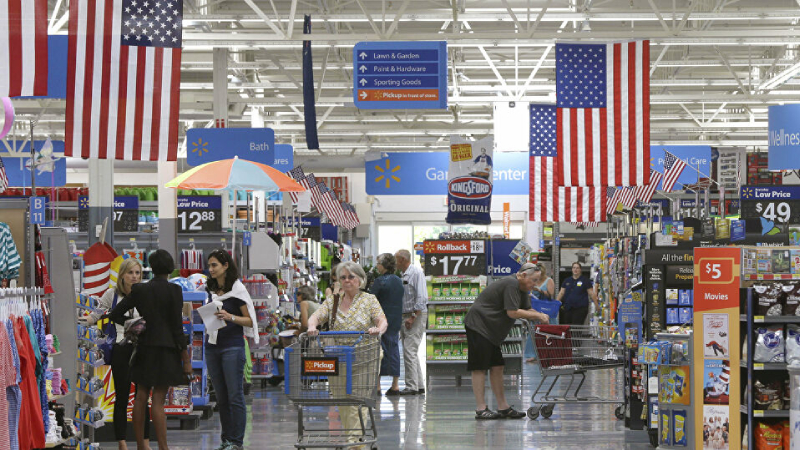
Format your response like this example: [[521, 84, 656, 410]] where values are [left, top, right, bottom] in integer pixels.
[[205, 249, 259, 450], [108, 249, 191, 450]]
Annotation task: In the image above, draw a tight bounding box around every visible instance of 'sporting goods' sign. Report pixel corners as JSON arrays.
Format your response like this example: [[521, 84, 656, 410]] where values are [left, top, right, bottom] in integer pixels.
[[185, 128, 275, 166], [353, 41, 447, 109], [446, 136, 494, 225], [768, 104, 800, 170]]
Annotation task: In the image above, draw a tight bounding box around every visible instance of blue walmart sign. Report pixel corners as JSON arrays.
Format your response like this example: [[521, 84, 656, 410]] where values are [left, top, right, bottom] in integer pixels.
[[650, 146, 711, 189], [365, 152, 529, 195], [186, 128, 275, 166]]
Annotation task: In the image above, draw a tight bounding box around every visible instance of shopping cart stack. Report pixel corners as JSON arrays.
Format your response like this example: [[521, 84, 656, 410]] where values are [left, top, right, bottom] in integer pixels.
[[285, 332, 382, 449]]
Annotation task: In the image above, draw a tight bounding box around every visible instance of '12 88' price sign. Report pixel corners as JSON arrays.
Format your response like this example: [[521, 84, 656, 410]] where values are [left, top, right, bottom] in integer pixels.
[[177, 196, 222, 233]]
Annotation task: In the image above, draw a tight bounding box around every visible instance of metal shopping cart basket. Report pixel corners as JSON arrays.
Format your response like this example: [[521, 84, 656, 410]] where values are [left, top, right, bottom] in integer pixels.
[[525, 322, 626, 420], [284, 332, 381, 449]]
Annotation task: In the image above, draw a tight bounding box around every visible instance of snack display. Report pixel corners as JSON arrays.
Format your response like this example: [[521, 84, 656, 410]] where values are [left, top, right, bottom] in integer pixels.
[[754, 326, 785, 363]]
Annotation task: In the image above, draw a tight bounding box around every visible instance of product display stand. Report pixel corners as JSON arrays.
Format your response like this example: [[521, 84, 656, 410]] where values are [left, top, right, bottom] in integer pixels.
[[654, 333, 694, 449], [184, 291, 211, 422], [74, 292, 106, 448]]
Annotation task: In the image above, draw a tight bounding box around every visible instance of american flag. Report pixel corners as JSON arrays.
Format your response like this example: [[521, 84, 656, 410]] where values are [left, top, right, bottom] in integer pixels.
[[635, 169, 663, 204], [0, 0, 48, 96], [620, 186, 638, 209], [65, 0, 183, 160], [570, 222, 599, 227], [606, 186, 622, 215], [555, 41, 650, 187], [287, 166, 306, 203], [319, 182, 346, 227], [305, 174, 336, 222], [343, 202, 360, 229], [529, 104, 606, 222], [0, 155, 8, 193], [662, 152, 688, 192]]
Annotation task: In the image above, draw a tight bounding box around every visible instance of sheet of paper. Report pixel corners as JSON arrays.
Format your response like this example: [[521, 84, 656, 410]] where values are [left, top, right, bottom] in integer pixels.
[[197, 302, 227, 332]]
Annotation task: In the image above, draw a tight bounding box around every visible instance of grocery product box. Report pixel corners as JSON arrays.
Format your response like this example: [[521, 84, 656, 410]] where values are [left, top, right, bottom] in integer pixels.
[[428, 304, 468, 330], [426, 334, 468, 360]]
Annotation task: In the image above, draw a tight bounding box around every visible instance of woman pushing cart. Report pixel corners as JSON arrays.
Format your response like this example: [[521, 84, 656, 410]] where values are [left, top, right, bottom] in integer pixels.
[[287, 261, 387, 449]]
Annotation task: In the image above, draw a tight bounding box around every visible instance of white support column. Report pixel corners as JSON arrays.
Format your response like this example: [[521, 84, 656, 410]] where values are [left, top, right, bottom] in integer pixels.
[[87, 159, 114, 246], [158, 161, 179, 260], [213, 48, 229, 128]]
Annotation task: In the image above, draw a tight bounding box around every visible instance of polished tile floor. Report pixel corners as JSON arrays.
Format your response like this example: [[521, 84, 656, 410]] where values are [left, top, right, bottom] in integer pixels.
[[106, 362, 655, 450]]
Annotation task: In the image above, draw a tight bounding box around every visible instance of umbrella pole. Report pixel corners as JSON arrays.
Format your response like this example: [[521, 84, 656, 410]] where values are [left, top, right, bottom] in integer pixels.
[[232, 189, 237, 262]]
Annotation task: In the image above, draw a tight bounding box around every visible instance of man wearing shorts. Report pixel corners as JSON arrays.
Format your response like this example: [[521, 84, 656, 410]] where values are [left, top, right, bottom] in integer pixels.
[[464, 263, 550, 419]]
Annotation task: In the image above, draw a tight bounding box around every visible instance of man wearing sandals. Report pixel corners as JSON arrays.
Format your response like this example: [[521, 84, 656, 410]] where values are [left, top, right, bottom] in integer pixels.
[[464, 263, 550, 419]]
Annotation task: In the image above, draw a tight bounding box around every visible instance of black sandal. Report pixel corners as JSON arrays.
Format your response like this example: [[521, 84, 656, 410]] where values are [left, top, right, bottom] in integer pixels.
[[475, 407, 501, 420], [497, 406, 526, 419]]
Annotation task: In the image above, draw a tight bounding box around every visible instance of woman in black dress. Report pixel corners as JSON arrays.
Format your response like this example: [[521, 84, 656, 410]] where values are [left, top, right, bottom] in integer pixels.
[[109, 249, 191, 450]]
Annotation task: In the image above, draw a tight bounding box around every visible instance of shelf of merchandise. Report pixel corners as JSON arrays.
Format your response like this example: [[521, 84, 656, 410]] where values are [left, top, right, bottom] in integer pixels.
[[184, 291, 210, 407], [738, 314, 800, 324], [742, 273, 800, 281], [739, 405, 790, 418], [426, 329, 466, 334], [426, 359, 467, 364], [741, 285, 797, 449], [74, 292, 104, 445], [739, 361, 790, 370]]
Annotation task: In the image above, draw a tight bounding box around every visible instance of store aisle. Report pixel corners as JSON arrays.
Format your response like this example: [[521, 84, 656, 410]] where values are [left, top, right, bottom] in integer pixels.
[[105, 364, 652, 449]]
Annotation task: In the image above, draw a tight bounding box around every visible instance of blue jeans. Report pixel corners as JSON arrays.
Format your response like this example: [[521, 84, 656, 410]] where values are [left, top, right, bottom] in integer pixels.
[[206, 345, 247, 446]]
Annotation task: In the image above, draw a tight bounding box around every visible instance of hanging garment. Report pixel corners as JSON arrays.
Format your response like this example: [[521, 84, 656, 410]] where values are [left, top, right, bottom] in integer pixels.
[[0, 223, 21, 281], [0, 321, 17, 450], [33, 253, 53, 295], [5, 319, 21, 450], [28, 312, 48, 432], [13, 317, 43, 450]]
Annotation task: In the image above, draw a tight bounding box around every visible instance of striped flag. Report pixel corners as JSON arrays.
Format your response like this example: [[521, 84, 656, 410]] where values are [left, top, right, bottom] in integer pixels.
[[620, 186, 638, 209], [343, 202, 360, 229], [319, 183, 346, 227], [0, 155, 8, 194], [0, 0, 48, 97], [635, 169, 663, 204], [305, 174, 335, 221], [606, 187, 622, 215], [346, 203, 360, 228], [65, 0, 183, 161], [662, 152, 688, 192], [555, 40, 650, 187], [287, 166, 306, 203], [529, 104, 607, 222], [570, 222, 599, 227]]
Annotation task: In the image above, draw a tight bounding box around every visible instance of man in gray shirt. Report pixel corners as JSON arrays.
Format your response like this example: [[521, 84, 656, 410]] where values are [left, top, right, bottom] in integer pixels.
[[464, 263, 549, 419], [395, 249, 428, 395]]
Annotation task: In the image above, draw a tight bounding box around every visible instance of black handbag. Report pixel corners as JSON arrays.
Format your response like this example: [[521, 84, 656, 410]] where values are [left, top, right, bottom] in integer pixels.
[[98, 293, 119, 365]]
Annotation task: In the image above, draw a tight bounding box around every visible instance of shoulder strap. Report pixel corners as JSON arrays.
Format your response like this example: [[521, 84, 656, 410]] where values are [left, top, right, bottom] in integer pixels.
[[329, 293, 340, 329], [112, 292, 118, 308]]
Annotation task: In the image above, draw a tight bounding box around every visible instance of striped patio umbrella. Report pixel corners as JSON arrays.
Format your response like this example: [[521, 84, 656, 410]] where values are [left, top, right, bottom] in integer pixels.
[[165, 156, 306, 192]]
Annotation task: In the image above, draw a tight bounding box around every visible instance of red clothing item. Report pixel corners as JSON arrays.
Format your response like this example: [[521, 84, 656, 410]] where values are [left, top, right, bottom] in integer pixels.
[[14, 318, 44, 450], [0, 323, 16, 449]]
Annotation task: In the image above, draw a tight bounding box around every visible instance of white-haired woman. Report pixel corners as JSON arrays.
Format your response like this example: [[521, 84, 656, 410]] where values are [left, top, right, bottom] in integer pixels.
[[80, 258, 150, 450], [307, 261, 387, 448]]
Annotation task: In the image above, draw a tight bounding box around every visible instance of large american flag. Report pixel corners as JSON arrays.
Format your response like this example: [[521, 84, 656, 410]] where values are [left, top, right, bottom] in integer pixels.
[[635, 169, 664, 204], [318, 182, 346, 227], [620, 186, 638, 209], [662, 152, 688, 192], [529, 104, 606, 222], [555, 41, 650, 187], [287, 166, 307, 203], [0, 0, 48, 96], [66, 0, 183, 160]]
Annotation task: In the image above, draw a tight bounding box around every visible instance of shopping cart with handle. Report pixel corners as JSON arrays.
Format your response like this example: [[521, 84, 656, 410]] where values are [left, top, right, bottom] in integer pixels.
[[525, 322, 626, 420], [284, 331, 381, 449]]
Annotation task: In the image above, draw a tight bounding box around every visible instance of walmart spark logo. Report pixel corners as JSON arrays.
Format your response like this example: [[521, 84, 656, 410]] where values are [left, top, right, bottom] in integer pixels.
[[79, 197, 89, 209], [374, 158, 401, 189], [191, 138, 209, 158], [742, 187, 754, 199]]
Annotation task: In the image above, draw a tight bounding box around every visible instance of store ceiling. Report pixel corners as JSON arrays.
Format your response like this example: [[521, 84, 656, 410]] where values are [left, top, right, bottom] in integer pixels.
[[10, 0, 800, 162]]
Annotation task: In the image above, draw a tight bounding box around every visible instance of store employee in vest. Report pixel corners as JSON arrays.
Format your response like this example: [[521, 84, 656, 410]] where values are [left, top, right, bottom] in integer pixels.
[[557, 262, 598, 325], [394, 249, 428, 395]]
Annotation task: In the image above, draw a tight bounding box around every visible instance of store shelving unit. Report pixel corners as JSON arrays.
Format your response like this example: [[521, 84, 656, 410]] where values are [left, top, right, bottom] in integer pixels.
[[184, 291, 210, 408], [74, 292, 105, 446]]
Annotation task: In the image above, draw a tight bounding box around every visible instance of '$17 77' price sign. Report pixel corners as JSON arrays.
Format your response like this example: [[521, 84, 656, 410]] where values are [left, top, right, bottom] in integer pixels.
[[424, 253, 485, 276]]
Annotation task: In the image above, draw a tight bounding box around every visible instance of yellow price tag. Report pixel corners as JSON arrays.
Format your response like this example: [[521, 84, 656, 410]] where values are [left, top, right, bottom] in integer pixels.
[[754, 410, 764, 417], [754, 363, 764, 370], [754, 316, 765, 322]]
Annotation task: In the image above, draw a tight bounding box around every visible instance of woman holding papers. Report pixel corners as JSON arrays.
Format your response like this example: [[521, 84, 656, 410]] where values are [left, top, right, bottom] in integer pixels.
[[204, 249, 259, 450], [108, 249, 191, 450]]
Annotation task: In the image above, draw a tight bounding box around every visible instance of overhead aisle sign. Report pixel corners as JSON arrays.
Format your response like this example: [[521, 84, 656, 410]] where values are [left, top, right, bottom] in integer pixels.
[[353, 41, 447, 109]]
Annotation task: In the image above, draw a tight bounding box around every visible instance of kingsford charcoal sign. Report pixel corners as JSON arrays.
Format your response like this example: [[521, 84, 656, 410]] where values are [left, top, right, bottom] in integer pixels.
[[446, 136, 494, 224]]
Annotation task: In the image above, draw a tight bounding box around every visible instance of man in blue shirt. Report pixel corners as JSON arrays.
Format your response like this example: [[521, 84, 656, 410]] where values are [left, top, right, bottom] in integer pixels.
[[557, 262, 598, 325]]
